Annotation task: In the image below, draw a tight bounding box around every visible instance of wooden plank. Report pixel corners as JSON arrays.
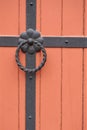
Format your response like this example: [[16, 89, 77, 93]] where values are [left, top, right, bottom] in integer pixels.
[[18, 52, 25, 130], [0, 48, 18, 130], [36, 0, 41, 32], [36, 0, 62, 130], [63, 0, 83, 35], [19, 0, 26, 33], [36, 53, 41, 130], [62, 49, 83, 130], [62, 0, 83, 130], [36, 49, 61, 130], [36, 1, 42, 130], [84, 49, 87, 130], [0, 0, 26, 129], [0, 0, 19, 35], [19, 0, 26, 130], [84, 0, 87, 129], [40, 0, 62, 35], [40, 49, 61, 130], [0, 0, 20, 129]]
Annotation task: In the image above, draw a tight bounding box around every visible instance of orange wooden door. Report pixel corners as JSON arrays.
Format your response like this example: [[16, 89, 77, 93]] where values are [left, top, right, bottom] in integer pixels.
[[0, 0, 87, 130]]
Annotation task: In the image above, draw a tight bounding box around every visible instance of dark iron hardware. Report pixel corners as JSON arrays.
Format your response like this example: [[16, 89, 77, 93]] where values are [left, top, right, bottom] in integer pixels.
[[15, 28, 47, 73], [18, 28, 44, 54]]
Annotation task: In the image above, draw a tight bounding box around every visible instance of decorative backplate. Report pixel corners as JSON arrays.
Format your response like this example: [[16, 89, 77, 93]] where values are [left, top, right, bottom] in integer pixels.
[[18, 28, 44, 54]]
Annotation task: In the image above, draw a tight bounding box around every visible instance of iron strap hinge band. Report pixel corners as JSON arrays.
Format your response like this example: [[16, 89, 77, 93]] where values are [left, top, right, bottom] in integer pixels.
[[0, 36, 87, 48]]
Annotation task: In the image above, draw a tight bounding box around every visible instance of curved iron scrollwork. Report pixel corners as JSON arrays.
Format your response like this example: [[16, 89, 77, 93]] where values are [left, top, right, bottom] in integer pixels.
[[15, 28, 47, 73]]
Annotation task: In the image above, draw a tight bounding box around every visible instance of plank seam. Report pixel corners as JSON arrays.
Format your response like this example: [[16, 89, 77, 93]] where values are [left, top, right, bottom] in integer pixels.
[[18, 0, 21, 34], [18, 68, 20, 130], [61, 0, 63, 36], [61, 49, 63, 130], [18, 0, 21, 129], [82, 49, 84, 130], [83, 0, 86, 35]]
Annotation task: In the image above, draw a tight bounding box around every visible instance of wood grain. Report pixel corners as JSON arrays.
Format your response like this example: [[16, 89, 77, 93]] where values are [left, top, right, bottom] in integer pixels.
[[0, 48, 18, 130], [36, 0, 62, 130], [62, 0, 83, 130], [0, 0, 19, 35]]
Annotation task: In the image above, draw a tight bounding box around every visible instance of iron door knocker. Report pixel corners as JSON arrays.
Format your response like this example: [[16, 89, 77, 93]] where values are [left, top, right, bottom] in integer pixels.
[[15, 28, 47, 73]]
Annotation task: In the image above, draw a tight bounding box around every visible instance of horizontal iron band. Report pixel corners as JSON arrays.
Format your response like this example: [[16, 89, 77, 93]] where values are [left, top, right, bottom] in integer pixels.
[[0, 37, 18, 47], [0, 36, 87, 48], [44, 37, 87, 48]]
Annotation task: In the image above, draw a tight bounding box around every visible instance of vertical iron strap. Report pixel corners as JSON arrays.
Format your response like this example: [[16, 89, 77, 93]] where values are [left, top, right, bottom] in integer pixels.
[[26, 0, 36, 130]]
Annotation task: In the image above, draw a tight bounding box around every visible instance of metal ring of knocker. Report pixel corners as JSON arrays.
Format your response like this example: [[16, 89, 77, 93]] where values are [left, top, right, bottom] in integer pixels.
[[15, 28, 47, 73]]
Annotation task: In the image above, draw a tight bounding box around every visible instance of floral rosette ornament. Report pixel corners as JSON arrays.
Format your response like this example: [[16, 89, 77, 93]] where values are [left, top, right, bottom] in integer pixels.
[[15, 28, 47, 73], [18, 28, 44, 54]]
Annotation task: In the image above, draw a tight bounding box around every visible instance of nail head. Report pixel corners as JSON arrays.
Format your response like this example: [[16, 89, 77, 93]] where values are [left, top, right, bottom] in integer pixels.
[[30, 2, 33, 6], [65, 40, 69, 44]]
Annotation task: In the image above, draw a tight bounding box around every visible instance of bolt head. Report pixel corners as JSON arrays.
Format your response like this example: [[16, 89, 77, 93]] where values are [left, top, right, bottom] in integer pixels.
[[29, 75, 32, 79], [28, 115, 32, 119], [65, 40, 69, 44], [30, 2, 33, 6], [28, 38, 33, 45]]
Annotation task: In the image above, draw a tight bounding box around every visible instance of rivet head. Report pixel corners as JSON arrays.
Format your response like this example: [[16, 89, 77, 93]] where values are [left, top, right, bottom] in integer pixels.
[[28, 115, 32, 119], [28, 46, 36, 54], [28, 38, 33, 45], [65, 40, 69, 44], [29, 75, 33, 79], [30, 2, 33, 6]]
